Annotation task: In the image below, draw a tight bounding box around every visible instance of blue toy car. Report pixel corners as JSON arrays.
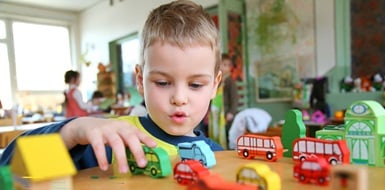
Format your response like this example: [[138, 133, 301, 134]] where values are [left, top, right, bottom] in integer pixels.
[[177, 140, 216, 168]]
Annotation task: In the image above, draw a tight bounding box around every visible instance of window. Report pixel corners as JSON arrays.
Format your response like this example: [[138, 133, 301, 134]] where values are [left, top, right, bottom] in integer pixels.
[[12, 22, 71, 91], [0, 18, 73, 110]]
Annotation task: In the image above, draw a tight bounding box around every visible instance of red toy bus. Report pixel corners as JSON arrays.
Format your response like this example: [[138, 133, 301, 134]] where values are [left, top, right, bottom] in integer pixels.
[[292, 137, 350, 165], [236, 134, 283, 161]]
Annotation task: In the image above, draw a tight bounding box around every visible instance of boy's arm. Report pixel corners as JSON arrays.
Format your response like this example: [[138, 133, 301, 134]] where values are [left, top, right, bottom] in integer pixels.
[[0, 118, 77, 166]]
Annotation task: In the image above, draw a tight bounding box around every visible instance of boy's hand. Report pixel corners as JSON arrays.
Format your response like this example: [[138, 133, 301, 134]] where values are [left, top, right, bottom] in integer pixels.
[[60, 117, 157, 173]]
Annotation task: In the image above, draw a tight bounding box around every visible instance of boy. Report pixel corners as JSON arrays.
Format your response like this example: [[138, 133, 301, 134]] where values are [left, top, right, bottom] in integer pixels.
[[0, 0, 223, 174]]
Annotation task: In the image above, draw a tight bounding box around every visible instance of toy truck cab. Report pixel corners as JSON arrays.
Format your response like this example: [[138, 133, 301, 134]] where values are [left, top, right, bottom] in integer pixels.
[[178, 140, 216, 168], [293, 157, 331, 185], [173, 160, 210, 185]]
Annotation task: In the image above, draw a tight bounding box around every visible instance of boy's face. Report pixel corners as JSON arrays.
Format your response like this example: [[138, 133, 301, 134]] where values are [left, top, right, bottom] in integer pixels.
[[136, 42, 221, 136]]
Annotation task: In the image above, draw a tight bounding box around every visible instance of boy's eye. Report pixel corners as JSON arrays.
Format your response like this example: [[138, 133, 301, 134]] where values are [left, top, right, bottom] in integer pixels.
[[189, 83, 203, 89], [155, 81, 170, 87]]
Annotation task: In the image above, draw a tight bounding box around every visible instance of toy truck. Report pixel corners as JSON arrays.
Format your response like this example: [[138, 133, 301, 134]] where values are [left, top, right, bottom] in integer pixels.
[[178, 140, 216, 168], [126, 145, 172, 178]]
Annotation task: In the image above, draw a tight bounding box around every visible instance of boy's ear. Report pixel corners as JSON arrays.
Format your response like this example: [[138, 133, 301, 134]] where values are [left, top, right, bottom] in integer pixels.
[[135, 65, 144, 97], [211, 71, 222, 99]]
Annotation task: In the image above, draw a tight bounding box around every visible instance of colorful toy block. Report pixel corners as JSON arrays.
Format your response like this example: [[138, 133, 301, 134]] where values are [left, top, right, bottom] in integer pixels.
[[318, 100, 385, 167], [236, 134, 283, 161], [330, 164, 368, 190], [293, 157, 331, 185], [315, 124, 345, 140], [282, 109, 307, 157], [124, 145, 171, 178], [0, 166, 13, 190], [10, 134, 77, 190], [236, 162, 281, 190], [178, 140, 216, 168], [292, 137, 350, 165], [173, 159, 210, 185]]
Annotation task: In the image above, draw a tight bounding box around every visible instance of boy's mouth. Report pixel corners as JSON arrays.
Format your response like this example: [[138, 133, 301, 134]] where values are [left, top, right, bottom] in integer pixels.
[[170, 112, 187, 124]]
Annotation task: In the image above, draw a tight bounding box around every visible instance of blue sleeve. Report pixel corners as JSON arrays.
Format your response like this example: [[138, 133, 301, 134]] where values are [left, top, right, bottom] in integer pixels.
[[0, 118, 112, 170]]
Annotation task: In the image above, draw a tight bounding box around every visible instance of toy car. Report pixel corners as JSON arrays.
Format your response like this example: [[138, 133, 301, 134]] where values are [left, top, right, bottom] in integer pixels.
[[236, 163, 281, 190], [173, 159, 210, 185], [126, 145, 172, 178], [178, 140, 216, 168], [293, 157, 331, 185]]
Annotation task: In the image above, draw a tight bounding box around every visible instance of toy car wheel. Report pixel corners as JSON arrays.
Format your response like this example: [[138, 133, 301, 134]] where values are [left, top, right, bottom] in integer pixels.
[[199, 159, 205, 166], [318, 177, 325, 185], [242, 150, 249, 158], [129, 164, 136, 173], [299, 175, 306, 182], [329, 159, 337, 165], [177, 176, 183, 184], [150, 167, 158, 177], [266, 152, 274, 160]]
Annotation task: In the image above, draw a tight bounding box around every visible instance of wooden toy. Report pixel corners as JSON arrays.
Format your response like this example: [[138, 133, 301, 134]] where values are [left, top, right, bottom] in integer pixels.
[[292, 137, 350, 165], [282, 109, 307, 157], [318, 100, 385, 166], [187, 173, 255, 190], [330, 164, 368, 190], [10, 134, 77, 190], [125, 145, 171, 178], [315, 124, 345, 140], [0, 166, 13, 190], [236, 163, 281, 190], [173, 159, 210, 185], [236, 134, 283, 161], [344, 100, 385, 167], [293, 157, 331, 185], [178, 140, 216, 168]]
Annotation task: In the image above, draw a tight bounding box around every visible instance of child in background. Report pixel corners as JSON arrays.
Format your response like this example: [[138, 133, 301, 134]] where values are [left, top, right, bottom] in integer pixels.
[[63, 70, 93, 118], [0, 0, 223, 173], [220, 54, 239, 147]]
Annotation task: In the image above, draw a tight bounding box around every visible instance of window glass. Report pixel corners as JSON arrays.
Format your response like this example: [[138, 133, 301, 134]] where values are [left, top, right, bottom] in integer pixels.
[[0, 20, 5, 39], [12, 22, 71, 91], [0, 43, 12, 108]]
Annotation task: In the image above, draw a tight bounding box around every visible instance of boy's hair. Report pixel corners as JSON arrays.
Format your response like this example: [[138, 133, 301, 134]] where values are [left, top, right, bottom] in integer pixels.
[[141, 0, 221, 74], [64, 70, 80, 84], [221, 53, 230, 61]]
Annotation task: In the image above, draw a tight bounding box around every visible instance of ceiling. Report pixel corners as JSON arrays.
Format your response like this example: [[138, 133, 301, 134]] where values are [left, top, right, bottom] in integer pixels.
[[1, 0, 104, 12]]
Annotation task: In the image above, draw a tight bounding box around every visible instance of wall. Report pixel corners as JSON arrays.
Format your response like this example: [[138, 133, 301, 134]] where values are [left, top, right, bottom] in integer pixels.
[[246, 0, 336, 122]]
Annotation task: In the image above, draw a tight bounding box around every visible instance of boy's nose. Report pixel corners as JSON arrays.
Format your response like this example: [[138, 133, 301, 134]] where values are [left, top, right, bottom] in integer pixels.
[[170, 87, 187, 106]]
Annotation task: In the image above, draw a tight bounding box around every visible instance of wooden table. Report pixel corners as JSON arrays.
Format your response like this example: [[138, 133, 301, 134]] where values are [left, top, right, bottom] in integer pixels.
[[73, 151, 385, 190], [0, 122, 52, 148]]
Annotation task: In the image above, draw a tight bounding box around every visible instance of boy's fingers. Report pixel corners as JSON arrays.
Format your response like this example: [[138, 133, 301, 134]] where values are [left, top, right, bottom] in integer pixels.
[[121, 132, 147, 168], [90, 139, 109, 171], [106, 134, 128, 173], [137, 132, 157, 148]]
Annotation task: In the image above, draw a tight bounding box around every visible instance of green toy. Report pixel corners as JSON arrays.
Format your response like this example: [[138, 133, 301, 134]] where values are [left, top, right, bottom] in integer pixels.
[[315, 124, 345, 140], [126, 146, 172, 178], [0, 166, 13, 190], [318, 100, 385, 167], [282, 109, 306, 157]]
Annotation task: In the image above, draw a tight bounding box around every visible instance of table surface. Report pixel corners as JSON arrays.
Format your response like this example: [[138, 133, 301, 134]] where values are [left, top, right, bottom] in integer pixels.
[[73, 150, 385, 190]]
